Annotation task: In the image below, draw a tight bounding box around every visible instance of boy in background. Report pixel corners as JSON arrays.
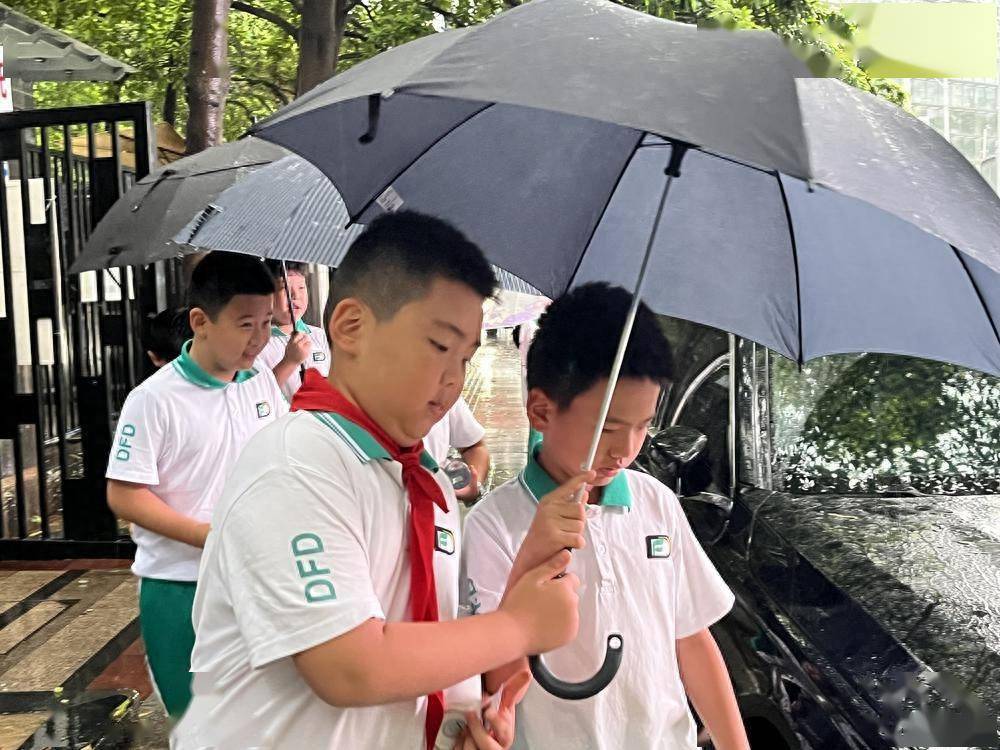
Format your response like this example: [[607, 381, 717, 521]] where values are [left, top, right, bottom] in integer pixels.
[[256, 260, 331, 399], [143, 307, 192, 370], [106, 252, 288, 720]]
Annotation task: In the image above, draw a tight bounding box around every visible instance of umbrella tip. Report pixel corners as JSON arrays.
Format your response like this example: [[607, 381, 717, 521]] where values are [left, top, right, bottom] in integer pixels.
[[359, 94, 382, 144], [664, 141, 691, 178]]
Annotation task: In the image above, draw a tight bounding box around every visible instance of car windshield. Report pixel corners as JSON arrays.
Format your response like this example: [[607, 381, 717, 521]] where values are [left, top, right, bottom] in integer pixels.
[[770, 353, 1000, 495]]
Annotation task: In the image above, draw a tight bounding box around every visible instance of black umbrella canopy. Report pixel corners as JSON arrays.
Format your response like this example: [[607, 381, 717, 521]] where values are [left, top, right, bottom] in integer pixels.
[[252, 0, 814, 207], [70, 137, 286, 273]]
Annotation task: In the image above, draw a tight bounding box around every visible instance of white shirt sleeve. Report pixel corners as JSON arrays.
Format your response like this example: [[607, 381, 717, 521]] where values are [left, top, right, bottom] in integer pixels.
[[447, 397, 486, 451], [671, 494, 735, 639], [105, 388, 163, 485], [260, 367, 291, 418], [254, 337, 284, 375], [460, 508, 514, 615], [218, 463, 384, 669]]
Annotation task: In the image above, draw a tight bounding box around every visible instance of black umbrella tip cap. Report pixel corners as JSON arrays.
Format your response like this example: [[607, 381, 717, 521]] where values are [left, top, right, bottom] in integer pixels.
[[359, 94, 382, 144], [665, 141, 691, 178]]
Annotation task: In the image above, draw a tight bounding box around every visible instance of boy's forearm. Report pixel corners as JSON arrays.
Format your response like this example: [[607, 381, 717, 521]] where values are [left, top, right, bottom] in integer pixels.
[[272, 360, 298, 388], [677, 629, 749, 750], [106, 481, 209, 548], [295, 611, 530, 707]]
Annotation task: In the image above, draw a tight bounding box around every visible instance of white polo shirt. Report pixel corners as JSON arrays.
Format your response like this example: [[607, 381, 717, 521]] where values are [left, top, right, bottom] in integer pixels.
[[105, 343, 287, 582], [173, 408, 473, 749], [461, 451, 735, 750], [424, 396, 487, 465], [255, 320, 331, 400]]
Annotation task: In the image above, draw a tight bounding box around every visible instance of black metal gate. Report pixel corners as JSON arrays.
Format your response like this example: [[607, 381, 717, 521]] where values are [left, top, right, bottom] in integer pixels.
[[0, 102, 181, 559]]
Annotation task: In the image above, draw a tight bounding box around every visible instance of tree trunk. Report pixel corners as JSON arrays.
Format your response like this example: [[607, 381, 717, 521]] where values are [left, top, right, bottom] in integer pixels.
[[296, 0, 349, 95], [163, 80, 178, 126], [185, 0, 232, 154]]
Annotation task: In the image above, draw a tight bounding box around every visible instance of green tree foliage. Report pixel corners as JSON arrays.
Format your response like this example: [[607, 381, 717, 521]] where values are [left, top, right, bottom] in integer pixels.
[[10, 0, 903, 142], [771, 353, 1000, 495], [621, 0, 905, 105]]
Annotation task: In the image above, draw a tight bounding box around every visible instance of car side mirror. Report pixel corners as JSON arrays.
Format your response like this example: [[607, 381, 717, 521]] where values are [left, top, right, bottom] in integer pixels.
[[648, 424, 708, 465], [635, 425, 713, 496], [679, 492, 733, 545]]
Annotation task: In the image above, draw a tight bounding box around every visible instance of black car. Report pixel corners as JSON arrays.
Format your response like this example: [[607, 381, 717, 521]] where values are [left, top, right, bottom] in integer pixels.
[[635, 319, 1000, 749]]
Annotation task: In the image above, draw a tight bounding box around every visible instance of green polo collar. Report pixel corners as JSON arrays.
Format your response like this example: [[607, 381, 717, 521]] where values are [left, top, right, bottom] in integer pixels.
[[311, 411, 438, 472], [171, 340, 256, 389], [519, 445, 631, 508], [271, 319, 310, 338]]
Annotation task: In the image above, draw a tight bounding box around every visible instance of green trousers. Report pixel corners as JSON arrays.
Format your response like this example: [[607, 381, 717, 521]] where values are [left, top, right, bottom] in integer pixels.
[[138, 577, 197, 720]]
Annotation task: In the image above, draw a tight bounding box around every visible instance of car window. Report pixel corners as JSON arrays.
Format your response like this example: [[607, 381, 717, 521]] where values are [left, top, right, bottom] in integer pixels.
[[674, 363, 730, 493]]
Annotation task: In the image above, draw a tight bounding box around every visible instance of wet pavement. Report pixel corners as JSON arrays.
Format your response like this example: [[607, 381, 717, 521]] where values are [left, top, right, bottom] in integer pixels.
[[0, 334, 528, 749]]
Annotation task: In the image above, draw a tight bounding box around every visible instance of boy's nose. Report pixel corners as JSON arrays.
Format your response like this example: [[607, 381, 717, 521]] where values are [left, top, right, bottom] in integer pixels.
[[608, 433, 637, 462], [442, 359, 463, 388]]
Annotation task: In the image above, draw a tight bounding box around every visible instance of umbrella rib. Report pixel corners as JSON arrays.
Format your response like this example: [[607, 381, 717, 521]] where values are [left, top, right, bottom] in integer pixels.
[[565, 131, 645, 292], [347, 100, 494, 223], [775, 173, 804, 366], [140, 159, 274, 184], [951, 245, 1000, 349]]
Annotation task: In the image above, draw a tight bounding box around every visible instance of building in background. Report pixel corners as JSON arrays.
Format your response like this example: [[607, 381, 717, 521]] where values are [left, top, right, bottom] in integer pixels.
[[904, 78, 998, 189]]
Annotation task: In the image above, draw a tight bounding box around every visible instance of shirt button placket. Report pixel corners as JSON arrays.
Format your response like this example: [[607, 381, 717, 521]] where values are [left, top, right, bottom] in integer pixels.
[[588, 509, 617, 597]]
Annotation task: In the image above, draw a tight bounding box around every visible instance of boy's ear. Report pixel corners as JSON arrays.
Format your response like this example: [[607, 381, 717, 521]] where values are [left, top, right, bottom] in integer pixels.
[[526, 388, 555, 432], [189, 307, 210, 337], [328, 297, 370, 355]]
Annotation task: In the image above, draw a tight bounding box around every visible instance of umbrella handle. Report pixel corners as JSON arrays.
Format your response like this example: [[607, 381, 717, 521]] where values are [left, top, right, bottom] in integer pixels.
[[528, 634, 624, 700]]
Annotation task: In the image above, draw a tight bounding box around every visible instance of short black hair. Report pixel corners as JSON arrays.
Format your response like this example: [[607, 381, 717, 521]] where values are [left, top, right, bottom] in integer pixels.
[[264, 259, 308, 283], [527, 283, 674, 409], [188, 252, 277, 319], [143, 307, 192, 362], [329, 211, 496, 322]]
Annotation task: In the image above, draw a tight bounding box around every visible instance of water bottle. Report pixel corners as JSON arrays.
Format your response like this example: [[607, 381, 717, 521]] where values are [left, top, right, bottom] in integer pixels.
[[442, 458, 472, 491]]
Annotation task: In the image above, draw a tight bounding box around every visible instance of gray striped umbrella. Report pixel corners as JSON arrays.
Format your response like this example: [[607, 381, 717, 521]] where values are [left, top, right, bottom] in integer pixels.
[[175, 153, 543, 296], [70, 137, 286, 273]]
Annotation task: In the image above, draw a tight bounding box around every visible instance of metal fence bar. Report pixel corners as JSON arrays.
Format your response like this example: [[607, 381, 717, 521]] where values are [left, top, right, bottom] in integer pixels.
[[0, 102, 154, 552]]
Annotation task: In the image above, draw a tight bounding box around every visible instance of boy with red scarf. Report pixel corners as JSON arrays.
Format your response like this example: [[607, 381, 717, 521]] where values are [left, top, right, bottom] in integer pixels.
[[174, 212, 587, 750]]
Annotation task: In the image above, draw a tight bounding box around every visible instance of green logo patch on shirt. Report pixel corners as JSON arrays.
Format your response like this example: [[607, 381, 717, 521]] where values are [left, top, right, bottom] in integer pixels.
[[256, 401, 271, 419], [435, 526, 456, 555], [646, 534, 672, 559]]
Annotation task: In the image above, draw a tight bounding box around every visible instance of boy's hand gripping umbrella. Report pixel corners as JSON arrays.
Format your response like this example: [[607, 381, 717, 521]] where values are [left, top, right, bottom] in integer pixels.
[[278, 260, 307, 381]]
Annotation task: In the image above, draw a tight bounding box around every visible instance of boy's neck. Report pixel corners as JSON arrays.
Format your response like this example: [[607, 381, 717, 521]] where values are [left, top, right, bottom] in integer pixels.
[[325, 370, 418, 449], [276, 320, 293, 335], [188, 340, 238, 383], [536, 448, 603, 505]]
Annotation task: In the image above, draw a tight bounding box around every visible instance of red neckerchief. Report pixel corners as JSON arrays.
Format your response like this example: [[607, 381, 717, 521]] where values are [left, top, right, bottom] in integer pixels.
[[291, 369, 446, 748]]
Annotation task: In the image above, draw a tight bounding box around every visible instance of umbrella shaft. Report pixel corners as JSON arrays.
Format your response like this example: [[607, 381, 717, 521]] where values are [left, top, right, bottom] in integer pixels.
[[281, 260, 307, 380], [579, 159, 682, 494]]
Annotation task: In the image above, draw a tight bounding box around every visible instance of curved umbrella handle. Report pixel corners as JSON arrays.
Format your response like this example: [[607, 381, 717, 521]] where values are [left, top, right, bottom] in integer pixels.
[[528, 633, 623, 701]]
